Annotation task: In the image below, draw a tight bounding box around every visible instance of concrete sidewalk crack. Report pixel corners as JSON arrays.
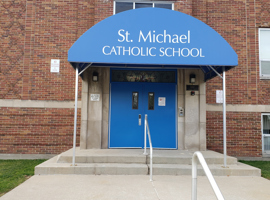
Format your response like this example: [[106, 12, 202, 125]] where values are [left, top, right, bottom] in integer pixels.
[[151, 181, 161, 200]]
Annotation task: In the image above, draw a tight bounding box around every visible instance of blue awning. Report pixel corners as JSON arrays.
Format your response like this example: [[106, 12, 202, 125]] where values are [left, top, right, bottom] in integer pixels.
[[68, 8, 238, 81]]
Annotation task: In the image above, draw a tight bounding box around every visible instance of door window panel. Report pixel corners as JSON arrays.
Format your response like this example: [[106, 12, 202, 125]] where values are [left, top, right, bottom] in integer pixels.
[[148, 92, 154, 110], [132, 92, 139, 109]]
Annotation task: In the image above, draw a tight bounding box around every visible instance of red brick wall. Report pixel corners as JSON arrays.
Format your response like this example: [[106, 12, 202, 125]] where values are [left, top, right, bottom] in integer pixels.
[[0, 107, 80, 154], [0, 0, 89, 154], [258, 1, 270, 104], [203, 0, 269, 157], [207, 111, 262, 157], [0, 0, 26, 99], [206, 0, 270, 105]]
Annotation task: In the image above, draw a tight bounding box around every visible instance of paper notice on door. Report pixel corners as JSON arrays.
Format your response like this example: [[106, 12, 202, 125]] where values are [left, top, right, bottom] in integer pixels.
[[158, 97, 166, 106]]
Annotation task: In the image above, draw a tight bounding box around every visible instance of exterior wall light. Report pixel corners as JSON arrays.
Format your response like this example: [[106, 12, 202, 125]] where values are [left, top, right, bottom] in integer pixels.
[[92, 71, 98, 82], [190, 74, 196, 84]]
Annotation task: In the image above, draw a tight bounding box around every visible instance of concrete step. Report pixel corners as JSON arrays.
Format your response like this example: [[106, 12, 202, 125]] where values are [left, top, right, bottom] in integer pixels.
[[151, 162, 261, 176], [35, 149, 260, 176], [35, 156, 260, 176], [35, 157, 148, 175], [147, 155, 237, 165], [57, 155, 146, 164], [57, 149, 238, 165], [58, 155, 237, 165]]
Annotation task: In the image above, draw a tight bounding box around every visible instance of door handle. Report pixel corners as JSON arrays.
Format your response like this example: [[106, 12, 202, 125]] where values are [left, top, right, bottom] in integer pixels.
[[138, 114, 141, 126]]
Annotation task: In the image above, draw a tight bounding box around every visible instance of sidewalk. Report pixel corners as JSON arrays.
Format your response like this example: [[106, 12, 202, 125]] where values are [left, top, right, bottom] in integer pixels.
[[1, 175, 270, 200]]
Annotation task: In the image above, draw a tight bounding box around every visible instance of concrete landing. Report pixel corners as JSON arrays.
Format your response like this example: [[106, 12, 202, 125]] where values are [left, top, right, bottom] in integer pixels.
[[35, 148, 261, 176], [1, 175, 270, 200]]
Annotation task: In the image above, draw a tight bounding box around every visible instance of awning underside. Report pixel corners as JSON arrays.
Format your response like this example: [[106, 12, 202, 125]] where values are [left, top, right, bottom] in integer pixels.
[[70, 62, 234, 82]]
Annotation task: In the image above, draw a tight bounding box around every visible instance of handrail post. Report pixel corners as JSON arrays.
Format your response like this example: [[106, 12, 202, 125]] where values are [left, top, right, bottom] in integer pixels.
[[72, 67, 79, 166], [192, 151, 224, 200], [223, 66, 227, 167], [143, 114, 147, 155], [143, 114, 153, 181], [147, 121, 153, 181], [192, 155, 197, 200]]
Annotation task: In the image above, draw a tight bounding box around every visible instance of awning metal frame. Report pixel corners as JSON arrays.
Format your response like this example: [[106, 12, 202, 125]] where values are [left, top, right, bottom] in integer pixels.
[[208, 65, 227, 168], [72, 63, 92, 166], [71, 64, 229, 167]]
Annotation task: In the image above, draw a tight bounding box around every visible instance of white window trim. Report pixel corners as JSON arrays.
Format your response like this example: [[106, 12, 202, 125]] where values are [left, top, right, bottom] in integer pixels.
[[262, 113, 270, 153], [113, 1, 174, 15], [259, 28, 270, 79]]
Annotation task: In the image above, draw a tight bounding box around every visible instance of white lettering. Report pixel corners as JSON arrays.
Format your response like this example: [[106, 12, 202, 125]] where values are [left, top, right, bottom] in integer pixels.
[[200, 48, 205, 57], [153, 31, 156, 43], [191, 48, 199, 57], [164, 30, 171, 43], [165, 47, 172, 57], [149, 47, 156, 56], [102, 46, 111, 55], [179, 34, 187, 43], [103, 45, 203, 58], [131, 47, 140, 56], [159, 47, 165, 57], [173, 48, 181, 57], [138, 31, 152, 42], [181, 48, 189, 57], [156, 34, 163, 43], [118, 29, 125, 42], [123, 46, 131, 55], [172, 34, 178, 43], [110, 46, 117, 55]]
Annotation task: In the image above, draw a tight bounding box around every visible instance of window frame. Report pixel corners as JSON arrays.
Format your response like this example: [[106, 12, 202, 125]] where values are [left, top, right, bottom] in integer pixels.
[[113, 1, 174, 15], [259, 28, 270, 79], [261, 113, 270, 153]]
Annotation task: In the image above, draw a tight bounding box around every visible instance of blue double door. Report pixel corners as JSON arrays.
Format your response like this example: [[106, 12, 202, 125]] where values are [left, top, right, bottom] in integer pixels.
[[109, 82, 177, 149]]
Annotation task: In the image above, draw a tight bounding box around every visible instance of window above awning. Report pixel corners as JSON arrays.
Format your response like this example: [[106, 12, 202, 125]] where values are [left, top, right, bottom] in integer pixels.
[[68, 8, 238, 81]]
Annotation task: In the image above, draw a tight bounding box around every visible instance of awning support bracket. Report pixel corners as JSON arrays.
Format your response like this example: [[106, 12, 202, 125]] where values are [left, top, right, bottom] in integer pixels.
[[208, 66, 223, 79], [78, 63, 93, 76]]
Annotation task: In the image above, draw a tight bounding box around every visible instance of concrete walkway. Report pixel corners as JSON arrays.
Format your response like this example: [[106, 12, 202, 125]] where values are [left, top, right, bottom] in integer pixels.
[[1, 175, 270, 200]]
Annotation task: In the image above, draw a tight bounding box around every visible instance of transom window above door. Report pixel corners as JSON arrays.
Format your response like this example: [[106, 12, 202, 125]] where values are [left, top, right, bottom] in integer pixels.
[[114, 1, 174, 14], [111, 70, 176, 83]]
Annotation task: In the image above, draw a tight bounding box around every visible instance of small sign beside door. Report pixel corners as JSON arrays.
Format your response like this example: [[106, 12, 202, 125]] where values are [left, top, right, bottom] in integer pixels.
[[158, 97, 166, 106], [90, 94, 100, 101], [216, 90, 223, 103], [50, 59, 60, 73]]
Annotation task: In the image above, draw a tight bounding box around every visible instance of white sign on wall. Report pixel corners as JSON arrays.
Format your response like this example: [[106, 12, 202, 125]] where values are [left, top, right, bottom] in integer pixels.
[[90, 94, 100, 101], [50, 59, 60, 73], [158, 97, 166, 106], [216, 90, 223, 103]]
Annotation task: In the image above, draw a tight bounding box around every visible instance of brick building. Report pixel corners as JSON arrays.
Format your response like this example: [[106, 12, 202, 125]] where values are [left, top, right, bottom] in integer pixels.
[[0, 0, 270, 158]]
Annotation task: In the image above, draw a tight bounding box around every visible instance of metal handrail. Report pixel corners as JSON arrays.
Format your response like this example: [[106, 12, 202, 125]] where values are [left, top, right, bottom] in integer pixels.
[[192, 151, 224, 200], [143, 114, 153, 181]]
